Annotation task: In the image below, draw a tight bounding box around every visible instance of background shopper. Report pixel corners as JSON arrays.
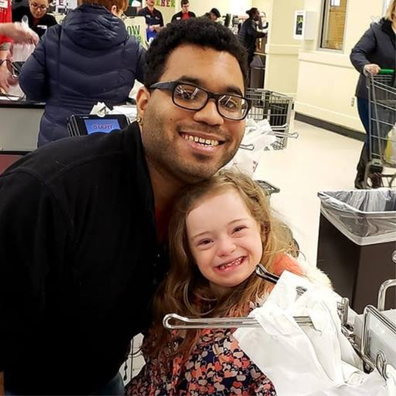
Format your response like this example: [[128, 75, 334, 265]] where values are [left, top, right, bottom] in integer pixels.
[[137, 0, 163, 43], [19, 0, 145, 147], [238, 7, 266, 66], [12, 0, 57, 38], [350, 0, 396, 188], [203, 7, 220, 22], [0, 21, 38, 93], [171, 0, 195, 22]]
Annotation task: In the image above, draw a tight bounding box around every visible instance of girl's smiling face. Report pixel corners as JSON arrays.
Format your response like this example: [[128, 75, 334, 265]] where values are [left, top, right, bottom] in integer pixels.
[[186, 188, 263, 296]]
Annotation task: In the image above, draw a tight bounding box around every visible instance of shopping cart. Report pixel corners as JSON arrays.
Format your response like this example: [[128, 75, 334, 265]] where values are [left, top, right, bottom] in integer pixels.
[[246, 88, 296, 150], [242, 88, 297, 197], [365, 69, 396, 188]]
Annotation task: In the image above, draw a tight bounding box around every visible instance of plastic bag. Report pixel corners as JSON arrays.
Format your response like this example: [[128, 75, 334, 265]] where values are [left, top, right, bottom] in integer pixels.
[[318, 189, 396, 246], [234, 271, 392, 396], [224, 118, 275, 176], [384, 124, 396, 166], [12, 19, 36, 63]]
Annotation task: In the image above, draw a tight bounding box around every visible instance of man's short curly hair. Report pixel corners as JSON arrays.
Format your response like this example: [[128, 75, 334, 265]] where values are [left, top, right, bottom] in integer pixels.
[[145, 18, 249, 90]]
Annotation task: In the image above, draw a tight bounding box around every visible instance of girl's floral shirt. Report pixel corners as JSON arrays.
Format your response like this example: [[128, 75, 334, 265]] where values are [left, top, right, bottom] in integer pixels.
[[126, 255, 304, 395], [126, 327, 276, 396]]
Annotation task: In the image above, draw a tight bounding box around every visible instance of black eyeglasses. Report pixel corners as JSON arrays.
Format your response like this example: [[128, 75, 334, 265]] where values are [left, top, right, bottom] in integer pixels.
[[149, 81, 251, 121], [30, 2, 48, 9]]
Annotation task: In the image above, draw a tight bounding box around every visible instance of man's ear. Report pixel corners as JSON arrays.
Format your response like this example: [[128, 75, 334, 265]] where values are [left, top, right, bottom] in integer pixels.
[[136, 86, 151, 121]]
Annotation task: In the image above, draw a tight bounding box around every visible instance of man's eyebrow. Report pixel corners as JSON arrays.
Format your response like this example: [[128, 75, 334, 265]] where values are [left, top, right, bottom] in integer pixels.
[[176, 75, 244, 96]]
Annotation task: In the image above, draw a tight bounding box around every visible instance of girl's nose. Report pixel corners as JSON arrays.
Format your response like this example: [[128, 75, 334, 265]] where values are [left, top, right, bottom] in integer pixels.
[[217, 236, 236, 257]]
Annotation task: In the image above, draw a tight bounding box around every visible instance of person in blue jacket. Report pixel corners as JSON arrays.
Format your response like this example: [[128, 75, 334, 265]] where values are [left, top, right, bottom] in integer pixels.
[[350, 0, 396, 188], [19, 0, 145, 147]]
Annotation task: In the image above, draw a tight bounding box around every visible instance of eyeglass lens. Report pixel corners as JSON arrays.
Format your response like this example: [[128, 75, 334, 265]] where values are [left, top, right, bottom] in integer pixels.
[[31, 3, 47, 9], [173, 84, 248, 120]]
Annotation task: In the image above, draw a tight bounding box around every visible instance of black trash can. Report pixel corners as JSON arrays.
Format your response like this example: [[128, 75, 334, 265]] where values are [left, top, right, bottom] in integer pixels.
[[249, 54, 265, 89], [317, 189, 396, 313]]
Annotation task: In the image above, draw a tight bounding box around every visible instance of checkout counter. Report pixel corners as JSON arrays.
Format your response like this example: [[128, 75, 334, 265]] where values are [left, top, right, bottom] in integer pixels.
[[0, 98, 43, 173], [0, 98, 43, 151]]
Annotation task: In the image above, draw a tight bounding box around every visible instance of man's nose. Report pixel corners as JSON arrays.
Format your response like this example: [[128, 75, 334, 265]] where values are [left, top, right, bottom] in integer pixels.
[[193, 99, 224, 126]]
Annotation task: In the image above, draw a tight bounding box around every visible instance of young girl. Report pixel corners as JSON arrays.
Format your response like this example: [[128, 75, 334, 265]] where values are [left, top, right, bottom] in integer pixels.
[[126, 170, 327, 396]]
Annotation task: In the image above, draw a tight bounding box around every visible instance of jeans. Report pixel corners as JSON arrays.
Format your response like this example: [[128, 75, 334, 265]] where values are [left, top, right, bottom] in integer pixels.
[[5, 373, 124, 396], [356, 97, 370, 174]]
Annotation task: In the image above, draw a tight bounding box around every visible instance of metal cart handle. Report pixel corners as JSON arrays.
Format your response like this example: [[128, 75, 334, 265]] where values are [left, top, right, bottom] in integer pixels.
[[163, 312, 314, 330], [377, 278, 396, 311]]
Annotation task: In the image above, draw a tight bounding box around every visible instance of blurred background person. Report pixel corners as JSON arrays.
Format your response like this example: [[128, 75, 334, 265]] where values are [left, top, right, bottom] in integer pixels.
[[1, 0, 14, 93], [19, 0, 145, 147], [137, 0, 163, 44], [203, 7, 220, 22], [238, 7, 266, 66], [13, 0, 57, 38], [0, 19, 38, 93], [171, 0, 195, 22], [258, 11, 269, 32], [350, 0, 396, 189]]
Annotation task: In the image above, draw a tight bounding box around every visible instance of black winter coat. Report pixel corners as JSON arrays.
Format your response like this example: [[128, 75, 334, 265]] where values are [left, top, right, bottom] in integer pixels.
[[350, 18, 396, 100], [238, 17, 266, 63], [19, 4, 145, 147], [0, 123, 167, 394]]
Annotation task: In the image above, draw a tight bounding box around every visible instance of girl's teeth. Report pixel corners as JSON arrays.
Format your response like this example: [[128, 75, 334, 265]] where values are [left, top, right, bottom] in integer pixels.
[[218, 257, 243, 270]]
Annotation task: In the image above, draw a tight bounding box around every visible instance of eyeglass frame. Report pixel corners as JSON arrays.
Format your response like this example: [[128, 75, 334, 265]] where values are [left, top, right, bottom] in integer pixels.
[[30, 2, 48, 10], [149, 81, 251, 121]]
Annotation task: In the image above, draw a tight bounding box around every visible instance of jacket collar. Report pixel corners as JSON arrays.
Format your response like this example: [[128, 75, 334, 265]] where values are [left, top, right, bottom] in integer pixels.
[[381, 18, 396, 48]]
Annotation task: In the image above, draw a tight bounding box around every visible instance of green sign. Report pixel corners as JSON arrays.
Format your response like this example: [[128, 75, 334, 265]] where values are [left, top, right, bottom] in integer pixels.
[[123, 16, 148, 48], [155, 0, 175, 7]]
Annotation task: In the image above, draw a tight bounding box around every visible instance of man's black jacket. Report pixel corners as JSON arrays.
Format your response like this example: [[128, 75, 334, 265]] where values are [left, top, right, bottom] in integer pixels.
[[0, 122, 167, 394]]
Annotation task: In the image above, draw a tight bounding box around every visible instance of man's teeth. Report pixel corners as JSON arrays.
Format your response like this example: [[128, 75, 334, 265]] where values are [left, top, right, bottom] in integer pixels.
[[218, 257, 243, 270], [183, 134, 219, 146]]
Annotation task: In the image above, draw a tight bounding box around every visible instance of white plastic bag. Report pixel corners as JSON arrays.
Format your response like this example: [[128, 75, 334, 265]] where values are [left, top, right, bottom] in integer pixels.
[[11, 19, 36, 63], [384, 123, 396, 166], [224, 118, 275, 176], [234, 271, 392, 396]]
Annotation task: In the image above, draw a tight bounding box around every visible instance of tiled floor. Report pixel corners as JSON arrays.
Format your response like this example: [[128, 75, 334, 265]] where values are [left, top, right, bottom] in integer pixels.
[[123, 120, 365, 383]]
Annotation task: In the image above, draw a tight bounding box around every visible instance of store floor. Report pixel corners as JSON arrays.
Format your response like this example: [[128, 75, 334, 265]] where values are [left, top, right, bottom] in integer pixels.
[[123, 120, 364, 382], [254, 119, 362, 267]]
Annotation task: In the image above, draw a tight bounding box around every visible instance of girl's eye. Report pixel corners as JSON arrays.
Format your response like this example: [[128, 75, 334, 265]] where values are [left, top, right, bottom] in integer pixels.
[[198, 239, 212, 246], [233, 225, 247, 233]]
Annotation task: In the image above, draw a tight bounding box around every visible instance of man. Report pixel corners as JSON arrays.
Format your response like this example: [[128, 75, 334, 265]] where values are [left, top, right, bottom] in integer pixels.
[[204, 7, 221, 22], [0, 22, 38, 92], [0, 18, 248, 395], [171, 0, 195, 22], [12, 0, 57, 38], [238, 7, 266, 66], [137, 0, 163, 43]]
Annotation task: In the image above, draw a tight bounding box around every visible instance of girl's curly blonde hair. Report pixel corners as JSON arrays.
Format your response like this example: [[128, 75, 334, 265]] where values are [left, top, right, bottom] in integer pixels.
[[143, 170, 297, 361]]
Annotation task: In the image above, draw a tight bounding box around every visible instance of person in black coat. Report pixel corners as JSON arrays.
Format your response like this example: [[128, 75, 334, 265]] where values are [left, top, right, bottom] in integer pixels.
[[12, 0, 57, 38], [238, 7, 266, 66], [19, 0, 145, 147], [203, 7, 221, 22], [171, 0, 196, 23], [350, 0, 396, 188]]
